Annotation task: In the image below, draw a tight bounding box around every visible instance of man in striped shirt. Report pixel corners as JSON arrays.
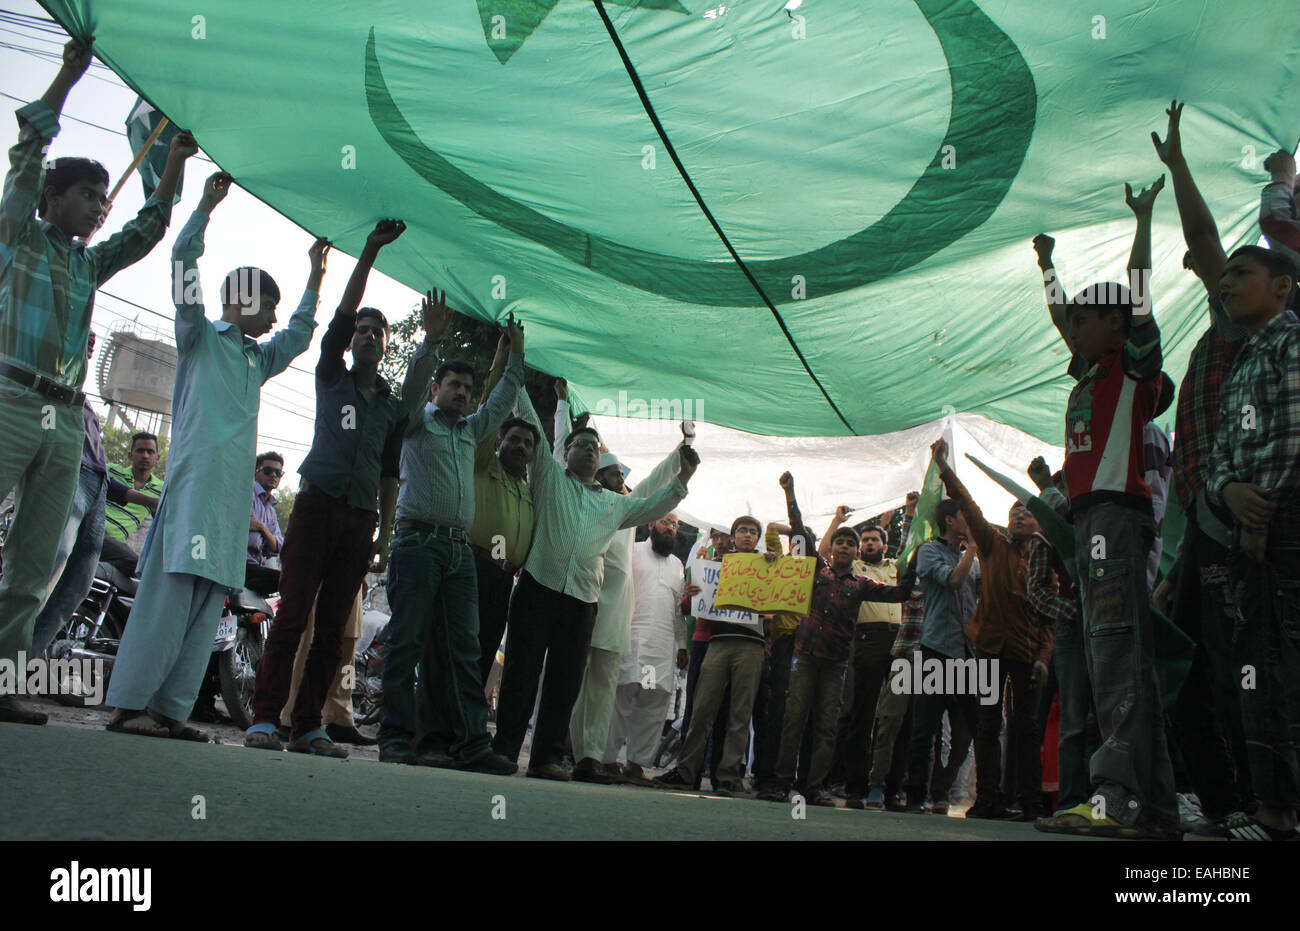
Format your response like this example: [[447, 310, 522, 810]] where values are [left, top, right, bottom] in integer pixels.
[[0, 40, 192, 725]]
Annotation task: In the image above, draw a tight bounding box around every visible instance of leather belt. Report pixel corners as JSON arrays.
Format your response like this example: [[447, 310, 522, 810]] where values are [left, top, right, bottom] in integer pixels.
[[471, 544, 518, 575], [395, 519, 468, 542], [0, 361, 85, 407]]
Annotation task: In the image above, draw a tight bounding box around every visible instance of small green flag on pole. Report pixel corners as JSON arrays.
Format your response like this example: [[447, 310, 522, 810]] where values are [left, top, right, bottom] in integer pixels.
[[125, 96, 181, 203]]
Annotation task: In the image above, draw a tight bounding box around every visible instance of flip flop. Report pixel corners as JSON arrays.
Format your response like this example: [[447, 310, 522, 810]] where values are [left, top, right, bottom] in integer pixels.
[[1033, 803, 1141, 838], [146, 709, 210, 743], [106, 711, 169, 738], [244, 722, 284, 751], [287, 728, 348, 758]]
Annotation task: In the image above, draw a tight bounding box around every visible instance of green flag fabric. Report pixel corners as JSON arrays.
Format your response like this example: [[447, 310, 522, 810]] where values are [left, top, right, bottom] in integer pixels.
[[125, 96, 182, 203], [40, 1, 1299, 441], [897, 455, 944, 568]]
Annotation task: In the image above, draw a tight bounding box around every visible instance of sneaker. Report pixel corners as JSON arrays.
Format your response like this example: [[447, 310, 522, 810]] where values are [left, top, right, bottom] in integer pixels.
[[526, 761, 571, 781], [865, 788, 886, 811], [459, 751, 519, 776], [809, 791, 837, 808], [0, 695, 47, 726], [965, 802, 1019, 820], [414, 747, 457, 768], [652, 768, 694, 790], [1177, 791, 1213, 834], [1222, 811, 1300, 841], [846, 795, 866, 810], [930, 800, 949, 816], [572, 757, 614, 784], [326, 723, 378, 746]]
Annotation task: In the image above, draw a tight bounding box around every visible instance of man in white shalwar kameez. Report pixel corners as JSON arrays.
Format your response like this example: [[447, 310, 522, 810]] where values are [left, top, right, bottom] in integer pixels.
[[105, 173, 326, 738], [604, 520, 687, 783]]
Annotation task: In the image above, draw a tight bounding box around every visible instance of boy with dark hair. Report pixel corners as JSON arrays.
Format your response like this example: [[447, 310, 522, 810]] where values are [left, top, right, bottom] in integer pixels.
[[655, 513, 766, 794], [1203, 243, 1300, 840], [1034, 173, 1179, 838], [105, 172, 327, 740], [246, 219, 409, 756], [0, 39, 194, 724], [758, 474, 913, 805]]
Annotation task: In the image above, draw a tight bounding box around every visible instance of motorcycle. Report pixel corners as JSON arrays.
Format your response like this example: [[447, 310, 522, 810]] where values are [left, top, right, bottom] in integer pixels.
[[206, 589, 279, 730], [49, 560, 137, 706], [351, 579, 390, 727]]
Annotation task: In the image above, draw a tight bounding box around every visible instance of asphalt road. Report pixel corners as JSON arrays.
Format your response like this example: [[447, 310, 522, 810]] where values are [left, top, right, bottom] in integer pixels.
[[0, 714, 1088, 841]]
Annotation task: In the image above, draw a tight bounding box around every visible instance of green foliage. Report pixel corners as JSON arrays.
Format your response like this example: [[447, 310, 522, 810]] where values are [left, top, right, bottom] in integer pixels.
[[274, 488, 296, 530], [100, 423, 169, 478], [377, 305, 561, 443]]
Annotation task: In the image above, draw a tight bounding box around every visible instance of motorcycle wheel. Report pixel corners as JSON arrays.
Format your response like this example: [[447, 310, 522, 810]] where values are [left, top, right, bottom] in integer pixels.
[[218, 628, 262, 731], [53, 613, 116, 707], [352, 658, 383, 727]]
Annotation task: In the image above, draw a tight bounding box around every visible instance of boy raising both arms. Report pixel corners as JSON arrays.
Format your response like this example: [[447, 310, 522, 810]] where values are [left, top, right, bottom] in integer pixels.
[[1034, 176, 1179, 839], [106, 172, 328, 740], [0, 38, 195, 724]]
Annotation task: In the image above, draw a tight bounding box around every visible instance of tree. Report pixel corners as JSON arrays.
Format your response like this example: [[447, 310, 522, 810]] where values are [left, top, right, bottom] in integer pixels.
[[101, 423, 169, 478], [378, 304, 562, 443], [274, 488, 296, 530]]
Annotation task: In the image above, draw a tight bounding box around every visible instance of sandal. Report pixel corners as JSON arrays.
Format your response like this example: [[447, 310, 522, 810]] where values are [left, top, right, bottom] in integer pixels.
[[106, 710, 169, 738], [146, 709, 210, 743], [287, 728, 348, 758], [244, 722, 284, 751], [1033, 803, 1141, 838]]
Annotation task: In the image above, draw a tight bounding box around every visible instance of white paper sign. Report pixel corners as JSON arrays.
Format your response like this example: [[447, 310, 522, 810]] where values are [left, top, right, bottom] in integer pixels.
[[686, 548, 763, 629]]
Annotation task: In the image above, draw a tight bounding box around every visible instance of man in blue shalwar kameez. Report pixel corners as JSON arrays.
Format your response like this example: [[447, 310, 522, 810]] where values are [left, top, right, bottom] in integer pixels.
[[106, 172, 327, 739]]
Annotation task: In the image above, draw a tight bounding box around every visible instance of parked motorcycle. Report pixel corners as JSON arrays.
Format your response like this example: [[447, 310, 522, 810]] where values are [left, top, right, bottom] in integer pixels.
[[48, 561, 136, 706], [207, 589, 279, 730], [351, 579, 390, 727]]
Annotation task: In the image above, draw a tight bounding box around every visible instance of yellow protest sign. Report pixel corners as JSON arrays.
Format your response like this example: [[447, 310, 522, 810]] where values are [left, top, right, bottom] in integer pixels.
[[714, 554, 817, 616]]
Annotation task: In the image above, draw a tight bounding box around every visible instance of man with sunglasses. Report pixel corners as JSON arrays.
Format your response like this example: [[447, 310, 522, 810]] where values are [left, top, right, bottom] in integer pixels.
[[245, 452, 286, 596]]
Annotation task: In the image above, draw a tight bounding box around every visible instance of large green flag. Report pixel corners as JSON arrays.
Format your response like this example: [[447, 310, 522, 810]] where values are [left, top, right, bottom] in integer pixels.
[[40, 1, 1298, 440]]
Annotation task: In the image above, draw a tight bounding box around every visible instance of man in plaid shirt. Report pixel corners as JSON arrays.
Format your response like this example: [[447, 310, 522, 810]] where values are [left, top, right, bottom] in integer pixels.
[[1203, 243, 1300, 841], [0, 39, 193, 725]]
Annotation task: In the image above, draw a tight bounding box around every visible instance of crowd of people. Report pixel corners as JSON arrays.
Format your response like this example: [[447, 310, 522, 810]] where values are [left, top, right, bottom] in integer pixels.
[[1, 41, 1298, 842]]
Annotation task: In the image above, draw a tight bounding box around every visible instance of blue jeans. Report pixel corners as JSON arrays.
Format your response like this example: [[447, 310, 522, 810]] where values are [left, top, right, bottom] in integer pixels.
[[32, 467, 107, 656], [1053, 607, 1098, 811], [380, 531, 491, 760]]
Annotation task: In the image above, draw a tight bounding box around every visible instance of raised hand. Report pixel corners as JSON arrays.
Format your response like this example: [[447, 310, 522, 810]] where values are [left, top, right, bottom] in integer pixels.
[[167, 130, 199, 162], [930, 437, 949, 465], [554, 377, 568, 401], [421, 288, 454, 340], [834, 505, 854, 523], [1032, 233, 1055, 268], [308, 237, 331, 277], [681, 420, 696, 442], [904, 490, 920, 515], [678, 445, 700, 483], [778, 471, 794, 493], [61, 38, 93, 78], [198, 171, 233, 212], [1027, 455, 1053, 491], [1264, 149, 1297, 184], [1125, 175, 1166, 216], [504, 312, 524, 352], [1150, 100, 1184, 166], [367, 218, 406, 248]]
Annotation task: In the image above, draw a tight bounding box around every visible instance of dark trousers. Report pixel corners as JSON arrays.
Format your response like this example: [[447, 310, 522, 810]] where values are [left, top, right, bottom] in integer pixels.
[[251, 491, 375, 736], [904, 646, 980, 804], [417, 555, 514, 752], [492, 571, 597, 768], [974, 651, 1041, 810], [1232, 527, 1300, 810], [380, 532, 491, 761], [1168, 516, 1250, 819], [753, 632, 795, 788], [100, 536, 140, 577], [682, 637, 727, 783], [244, 562, 281, 597], [842, 624, 898, 797]]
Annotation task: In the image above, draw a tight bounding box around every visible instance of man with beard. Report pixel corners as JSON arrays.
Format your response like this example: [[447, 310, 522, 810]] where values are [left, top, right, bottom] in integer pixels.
[[493, 387, 697, 779], [604, 512, 689, 784]]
